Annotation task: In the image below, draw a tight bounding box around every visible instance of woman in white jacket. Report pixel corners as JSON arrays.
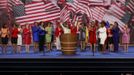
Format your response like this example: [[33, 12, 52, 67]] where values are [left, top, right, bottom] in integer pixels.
[[98, 21, 107, 53]]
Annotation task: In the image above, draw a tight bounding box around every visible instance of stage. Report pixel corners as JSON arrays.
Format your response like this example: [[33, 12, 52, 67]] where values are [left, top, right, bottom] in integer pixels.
[[0, 46, 134, 74], [0, 46, 134, 59]]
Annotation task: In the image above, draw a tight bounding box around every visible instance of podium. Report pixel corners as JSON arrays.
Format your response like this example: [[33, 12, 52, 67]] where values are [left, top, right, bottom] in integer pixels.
[[60, 34, 77, 55]]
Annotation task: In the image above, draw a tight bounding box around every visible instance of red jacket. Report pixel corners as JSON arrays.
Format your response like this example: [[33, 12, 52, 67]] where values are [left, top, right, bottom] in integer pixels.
[[70, 26, 77, 35], [11, 28, 19, 38], [55, 27, 63, 37]]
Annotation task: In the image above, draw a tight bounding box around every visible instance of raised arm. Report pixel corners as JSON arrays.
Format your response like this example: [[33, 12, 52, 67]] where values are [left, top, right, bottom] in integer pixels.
[[74, 17, 79, 27], [60, 22, 65, 30]]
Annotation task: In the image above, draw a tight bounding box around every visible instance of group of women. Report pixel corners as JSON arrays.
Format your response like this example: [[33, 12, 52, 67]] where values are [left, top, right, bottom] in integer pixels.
[[0, 22, 53, 54], [0, 20, 130, 54]]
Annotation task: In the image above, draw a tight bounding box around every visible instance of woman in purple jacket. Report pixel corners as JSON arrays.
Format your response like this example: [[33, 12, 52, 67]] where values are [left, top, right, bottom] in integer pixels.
[[112, 22, 120, 52]]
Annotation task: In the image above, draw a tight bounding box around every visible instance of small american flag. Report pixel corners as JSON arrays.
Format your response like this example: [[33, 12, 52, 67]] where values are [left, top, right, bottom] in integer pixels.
[[60, 5, 70, 23], [66, 2, 78, 12]]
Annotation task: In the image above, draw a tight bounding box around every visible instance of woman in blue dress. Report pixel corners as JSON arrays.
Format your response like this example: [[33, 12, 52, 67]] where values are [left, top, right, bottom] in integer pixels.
[[32, 22, 40, 53], [112, 22, 120, 52]]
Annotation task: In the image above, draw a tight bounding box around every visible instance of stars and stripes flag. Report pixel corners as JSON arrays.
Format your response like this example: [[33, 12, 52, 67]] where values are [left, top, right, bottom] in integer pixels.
[[121, 11, 132, 24], [132, 16, 134, 22], [8, 0, 24, 12], [60, 5, 70, 23], [125, 0, 134, 14], [21, 0, 33, 4], [79, 0, 111, 6], [66, 2, 78, 13], [13, 5, 25, 17], [66, 0, 112, 22], [103, 2, 132, 30], [103, 13, 125, 31], [0, 0, 134, 26], [87, 0, 104, 6], [0, 0, 22, 12], [73, 0, 92, 19], [107, 3, 126, 20], [15, 0, 60, 25], [0, 0, 8, 10], [90, 6, 107, 22], [0, 0, 23, 23], [8, 0, 23, 6], [66, 0, 93, 19]]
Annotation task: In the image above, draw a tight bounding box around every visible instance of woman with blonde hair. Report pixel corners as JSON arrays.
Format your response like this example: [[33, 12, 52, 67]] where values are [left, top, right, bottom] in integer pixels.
[[45, 22, 52, 51], [121, 24, 130, 52]]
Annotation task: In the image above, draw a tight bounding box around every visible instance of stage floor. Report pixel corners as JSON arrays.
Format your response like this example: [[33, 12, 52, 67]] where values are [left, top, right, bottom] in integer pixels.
[[0, 46, 134, 59]]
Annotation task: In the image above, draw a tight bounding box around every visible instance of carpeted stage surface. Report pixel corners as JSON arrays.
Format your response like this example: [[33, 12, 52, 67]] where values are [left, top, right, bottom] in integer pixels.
[[0, 46, 134, 59], [1, 46, 134, 73]]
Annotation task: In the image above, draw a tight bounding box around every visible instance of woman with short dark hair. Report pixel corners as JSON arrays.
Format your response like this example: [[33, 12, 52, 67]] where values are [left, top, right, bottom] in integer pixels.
[[38, 21, 47, 53], [112, 22, 120, 52], [11, 24, 19, 53], [98, 21, 107, 53]]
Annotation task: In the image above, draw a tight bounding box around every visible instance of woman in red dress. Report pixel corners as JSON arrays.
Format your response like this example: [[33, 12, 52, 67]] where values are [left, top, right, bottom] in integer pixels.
[[88, 21, 97, 52], [23, 24, 31, 53], [54, 22, 63, 50], [11, 24, 19, 53]]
